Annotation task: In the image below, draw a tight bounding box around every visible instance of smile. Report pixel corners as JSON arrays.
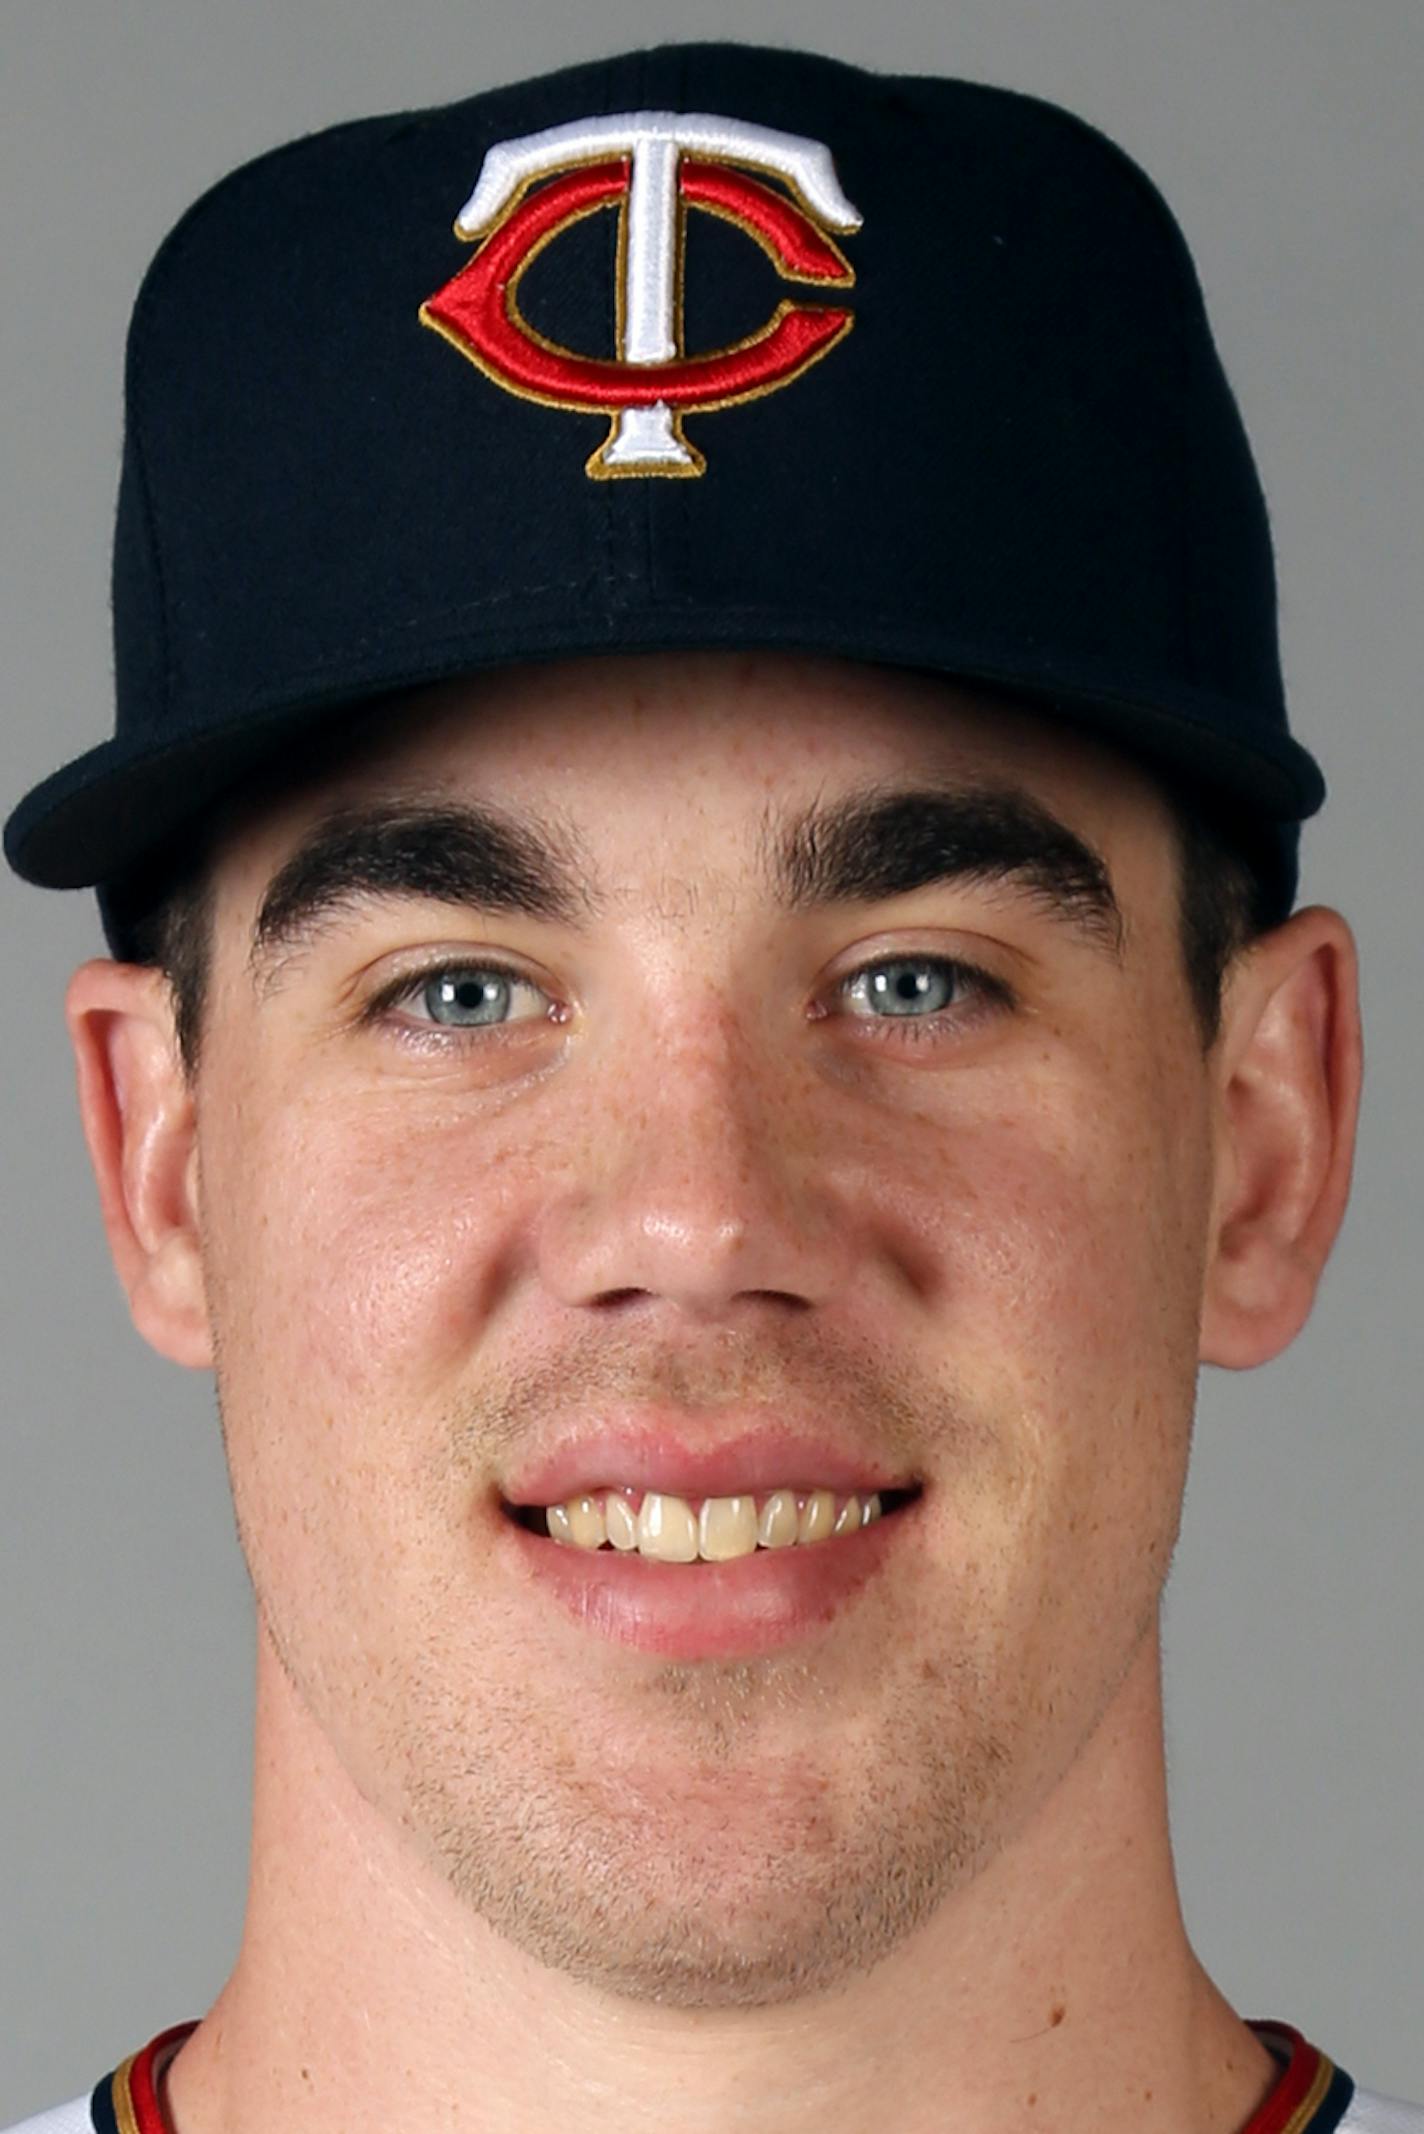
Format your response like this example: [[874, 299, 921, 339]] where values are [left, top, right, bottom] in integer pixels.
[[496, 1484, 928, 1659], [504, 1484, 923, 1560]]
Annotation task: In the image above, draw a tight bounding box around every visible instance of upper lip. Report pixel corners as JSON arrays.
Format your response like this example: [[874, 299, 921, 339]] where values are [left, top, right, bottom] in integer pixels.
[[501, 1411, 920, 1506]]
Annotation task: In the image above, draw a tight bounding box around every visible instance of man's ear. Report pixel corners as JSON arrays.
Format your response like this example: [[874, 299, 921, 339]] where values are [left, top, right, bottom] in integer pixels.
[[1199, 906, 1363, 1369], [65, 958, 213, 1369]]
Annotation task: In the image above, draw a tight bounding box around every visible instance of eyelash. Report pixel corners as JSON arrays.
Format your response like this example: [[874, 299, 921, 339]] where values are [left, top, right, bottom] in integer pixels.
[[363, 953, 1015, 1048]]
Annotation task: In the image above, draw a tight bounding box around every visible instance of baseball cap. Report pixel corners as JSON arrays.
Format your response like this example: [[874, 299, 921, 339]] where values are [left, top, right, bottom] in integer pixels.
[[3, 40, 1325, 950]]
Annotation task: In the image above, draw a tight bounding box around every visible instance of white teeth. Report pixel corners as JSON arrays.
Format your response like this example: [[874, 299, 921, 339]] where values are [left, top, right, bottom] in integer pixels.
[[640, 1491, 698, 1562], [697, 1493, 758, 1562], [800, 1488, 839, 1545], [604, 1492, 639, 1552], [757, 1490, 800, 1550], [540, 1487, 884, 1561]]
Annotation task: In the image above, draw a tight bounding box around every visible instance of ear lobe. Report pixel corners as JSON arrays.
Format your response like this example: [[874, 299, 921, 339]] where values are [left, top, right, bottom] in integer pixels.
[[1199, 906, 1363, 1370], [65, 958, 214, 1369]]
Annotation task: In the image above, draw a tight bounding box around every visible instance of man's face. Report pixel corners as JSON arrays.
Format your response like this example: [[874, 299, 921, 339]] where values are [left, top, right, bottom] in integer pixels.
[[190, 652, 1218, 2006]]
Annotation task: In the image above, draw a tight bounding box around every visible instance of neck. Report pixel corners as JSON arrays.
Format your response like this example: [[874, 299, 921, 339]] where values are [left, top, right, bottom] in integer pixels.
[[164, 1625, 1276, 2134]]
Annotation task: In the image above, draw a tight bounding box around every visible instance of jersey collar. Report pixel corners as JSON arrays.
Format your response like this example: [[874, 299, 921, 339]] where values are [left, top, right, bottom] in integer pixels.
[[92, 2014, 1354, 2133]]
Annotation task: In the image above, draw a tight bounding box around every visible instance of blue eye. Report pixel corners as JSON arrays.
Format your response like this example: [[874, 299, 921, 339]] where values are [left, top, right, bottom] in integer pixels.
[[393, 964, 551, 1029], [838, 956, 1002, 1025]]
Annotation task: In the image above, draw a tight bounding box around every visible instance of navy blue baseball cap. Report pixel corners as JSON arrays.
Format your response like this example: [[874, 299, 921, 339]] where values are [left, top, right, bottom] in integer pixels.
[[3, 40, 1325, 949]]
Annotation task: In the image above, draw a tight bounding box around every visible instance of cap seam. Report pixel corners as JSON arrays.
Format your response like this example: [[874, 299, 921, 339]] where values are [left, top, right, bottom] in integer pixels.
[[186, 577, 1295, 687]]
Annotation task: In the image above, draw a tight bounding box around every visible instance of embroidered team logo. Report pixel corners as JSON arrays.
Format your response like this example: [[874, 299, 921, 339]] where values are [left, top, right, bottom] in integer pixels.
[[419, 111, 863, 478]]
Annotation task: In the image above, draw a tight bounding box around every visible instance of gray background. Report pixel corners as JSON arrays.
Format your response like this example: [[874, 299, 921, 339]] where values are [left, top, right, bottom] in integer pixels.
[[2, 0, 1420, 2117]]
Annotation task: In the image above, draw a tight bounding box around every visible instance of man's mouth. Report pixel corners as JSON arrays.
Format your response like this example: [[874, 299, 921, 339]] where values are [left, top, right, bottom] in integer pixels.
[[502, 1483, 924, 1561]]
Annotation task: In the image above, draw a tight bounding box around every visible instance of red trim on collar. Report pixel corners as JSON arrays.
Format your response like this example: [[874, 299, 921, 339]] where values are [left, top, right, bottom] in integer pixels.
[[118, 2023, 200, 2134], [1244, 2021, 1335, 2134]]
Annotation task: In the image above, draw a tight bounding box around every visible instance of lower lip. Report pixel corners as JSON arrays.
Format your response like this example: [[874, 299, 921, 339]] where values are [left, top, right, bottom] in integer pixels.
[[495, 1494, 926, 1659]]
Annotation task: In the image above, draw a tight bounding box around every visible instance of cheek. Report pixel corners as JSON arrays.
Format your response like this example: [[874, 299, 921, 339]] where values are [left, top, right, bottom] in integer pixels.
[[909, 1076, 1206, 1357], [910, 1065, 1212, 1537], [196, 1083, 514, 1646], [205, 1087, 523, 1411]]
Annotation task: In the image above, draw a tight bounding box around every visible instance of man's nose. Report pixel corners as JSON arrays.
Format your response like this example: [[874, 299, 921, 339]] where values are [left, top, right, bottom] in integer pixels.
[[531, 1000, 861, 1323]]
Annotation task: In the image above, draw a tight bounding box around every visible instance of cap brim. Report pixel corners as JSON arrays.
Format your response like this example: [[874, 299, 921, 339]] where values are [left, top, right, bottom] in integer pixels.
[[4, 614, 1325, 895]]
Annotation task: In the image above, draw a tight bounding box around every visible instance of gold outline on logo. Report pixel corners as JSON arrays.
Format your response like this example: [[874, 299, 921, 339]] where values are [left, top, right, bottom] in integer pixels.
[[418, 152, 858, 480]]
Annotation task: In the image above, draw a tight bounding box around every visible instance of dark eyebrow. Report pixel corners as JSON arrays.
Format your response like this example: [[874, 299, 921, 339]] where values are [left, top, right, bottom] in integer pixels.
[[251, 796, 598, 982], [769, 780, 1123, 953], [250, 779, 1124, 981]]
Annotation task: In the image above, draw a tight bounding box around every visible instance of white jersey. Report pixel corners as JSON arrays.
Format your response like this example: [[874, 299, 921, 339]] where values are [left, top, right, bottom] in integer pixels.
[[5, 2017, 1422, 2133]]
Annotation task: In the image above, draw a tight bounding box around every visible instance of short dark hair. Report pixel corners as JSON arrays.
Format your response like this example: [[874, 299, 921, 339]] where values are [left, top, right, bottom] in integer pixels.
[[114, 769, 1279, 1083]]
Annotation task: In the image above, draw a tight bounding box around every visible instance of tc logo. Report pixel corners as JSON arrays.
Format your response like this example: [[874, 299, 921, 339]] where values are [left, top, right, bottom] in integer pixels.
[[420, 111, 863, 478]]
